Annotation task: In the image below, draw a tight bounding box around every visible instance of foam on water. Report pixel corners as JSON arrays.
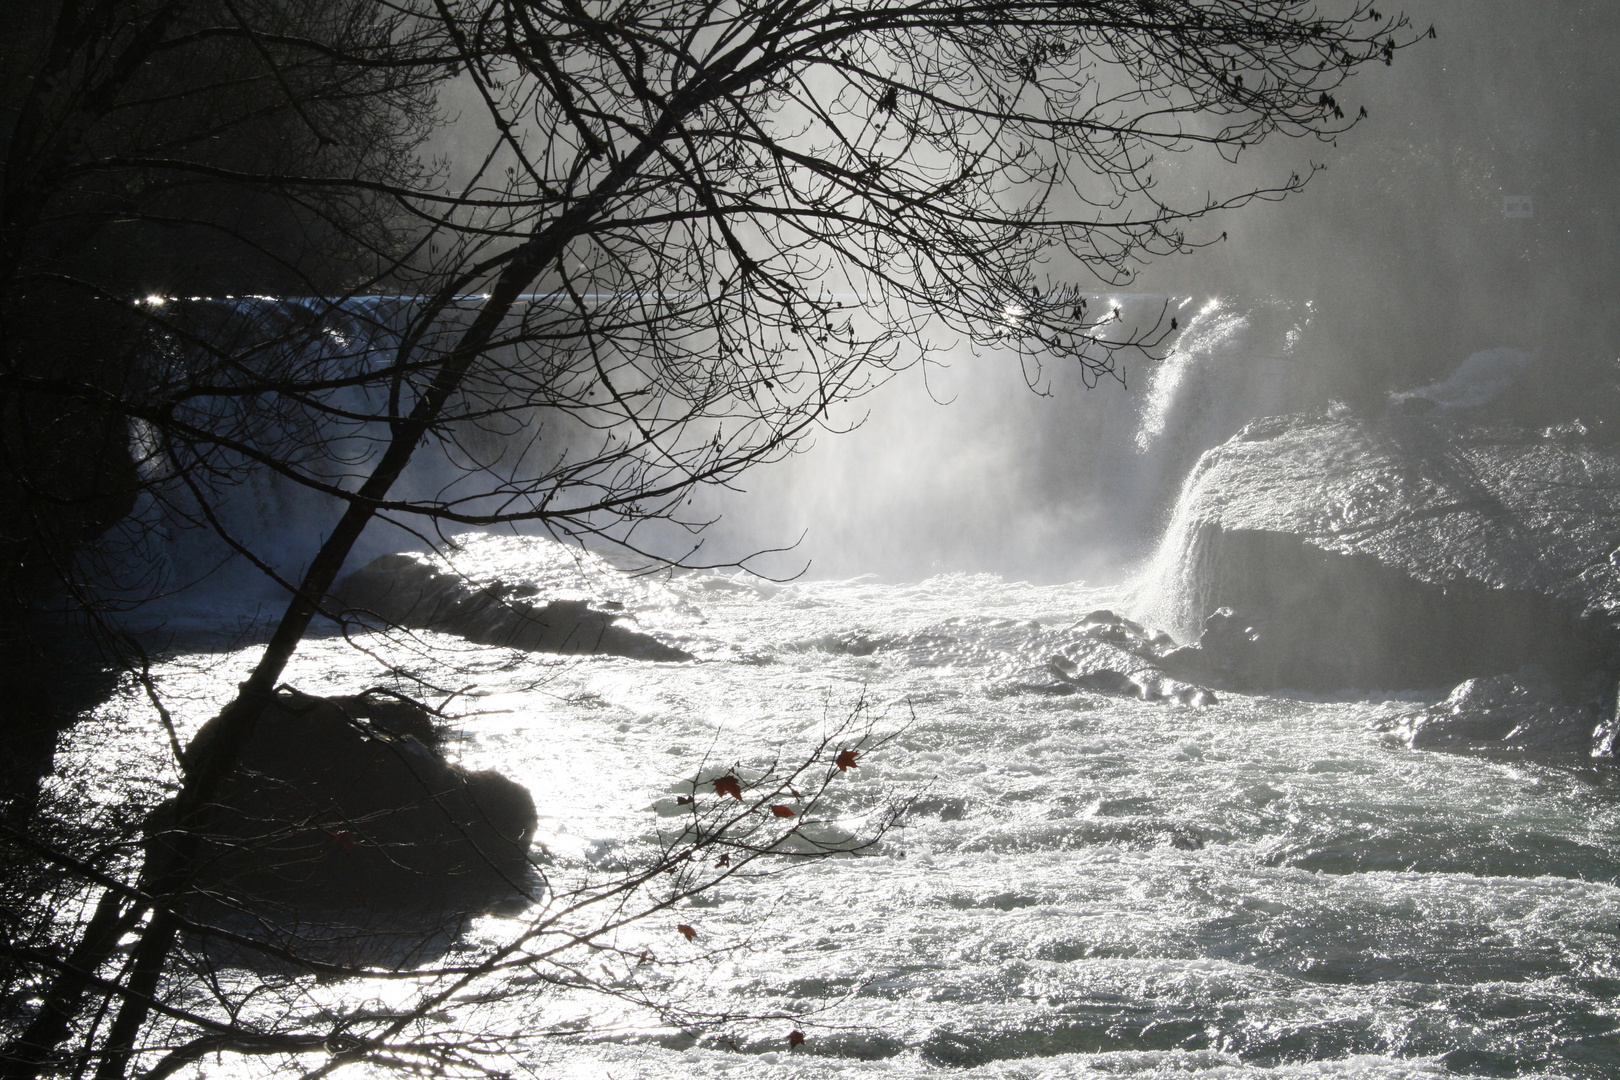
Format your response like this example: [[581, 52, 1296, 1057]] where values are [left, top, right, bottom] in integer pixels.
[[58, 537, 1620, 1079], [53, 295, 1620, 1076]]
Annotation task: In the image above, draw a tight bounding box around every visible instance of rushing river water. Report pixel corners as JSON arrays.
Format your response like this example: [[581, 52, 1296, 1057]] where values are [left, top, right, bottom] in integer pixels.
[[58, 534, 1620, 1080], [44, 295, 1620, 1078]]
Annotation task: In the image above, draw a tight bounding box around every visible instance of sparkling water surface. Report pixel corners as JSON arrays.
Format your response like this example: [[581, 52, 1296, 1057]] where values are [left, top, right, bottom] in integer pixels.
[[60, 535, 1620, 1079]]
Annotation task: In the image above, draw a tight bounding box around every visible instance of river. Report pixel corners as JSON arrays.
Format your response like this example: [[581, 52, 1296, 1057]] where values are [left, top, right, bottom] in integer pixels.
[[44, 295, 1620, 1078], [56, 532, 1620, 1079]]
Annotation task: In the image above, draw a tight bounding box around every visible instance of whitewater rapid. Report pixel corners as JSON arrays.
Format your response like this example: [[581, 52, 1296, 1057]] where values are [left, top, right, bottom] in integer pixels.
[[59, 535, 1620, 1079]]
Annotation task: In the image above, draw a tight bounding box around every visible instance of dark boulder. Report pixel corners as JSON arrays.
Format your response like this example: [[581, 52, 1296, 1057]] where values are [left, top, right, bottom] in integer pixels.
[[160, 690, 537, 911], [1156, 607, 1269, 691], [1379, 667, 1606, 756], [333, 552, 691, 661]]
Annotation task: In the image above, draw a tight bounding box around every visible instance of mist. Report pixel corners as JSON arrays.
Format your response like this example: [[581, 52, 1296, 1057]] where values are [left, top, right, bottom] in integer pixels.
[[683, 0, 1620, 584], [19, 5, 1620, 1077]]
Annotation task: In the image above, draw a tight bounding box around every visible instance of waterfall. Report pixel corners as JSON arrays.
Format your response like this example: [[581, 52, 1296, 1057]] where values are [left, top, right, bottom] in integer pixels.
[[98, 292, 1329, 626], [1129, 449, 1227, 643], [89, 296, 441, 622], [1119, 297, 1318, 640]]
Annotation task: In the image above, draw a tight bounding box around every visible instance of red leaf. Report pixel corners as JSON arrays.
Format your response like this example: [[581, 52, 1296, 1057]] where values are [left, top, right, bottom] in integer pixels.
[[770, 805, 795, 818], [326, 830, 357, 852], [788, 1030, 806, 1049], [676, 795, 693, 805], [835, 749, 859, 772], [714, 775, 743, 801], [716, 853, 730, 867], [676, 924, 698, 940]]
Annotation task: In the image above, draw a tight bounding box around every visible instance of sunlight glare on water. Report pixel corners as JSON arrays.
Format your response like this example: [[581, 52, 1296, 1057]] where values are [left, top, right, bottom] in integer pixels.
[[71, 535, 1620, 1079]]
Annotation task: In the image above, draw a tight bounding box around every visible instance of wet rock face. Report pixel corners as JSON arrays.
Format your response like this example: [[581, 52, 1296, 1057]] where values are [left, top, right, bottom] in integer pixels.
[[166, 691, 537, 911], [333, 553, 690, 661], [1017, 610, 1218, 706], [1156, 608, 1266, 690], [1156, 542, 1600, 693], [1155, 413, 1620, 691], [1378, 668, 1606, 757]]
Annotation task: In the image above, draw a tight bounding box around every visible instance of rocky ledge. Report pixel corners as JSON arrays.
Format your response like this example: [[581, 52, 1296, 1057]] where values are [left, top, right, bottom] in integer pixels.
[[333, 552, 691, 661], [1375, 666, 1608, 756], [1150, 411, 1620, 694]]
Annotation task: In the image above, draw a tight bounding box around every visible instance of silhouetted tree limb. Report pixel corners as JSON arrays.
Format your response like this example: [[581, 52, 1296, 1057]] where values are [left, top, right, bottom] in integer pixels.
[[0, 2, 1420, 1077]]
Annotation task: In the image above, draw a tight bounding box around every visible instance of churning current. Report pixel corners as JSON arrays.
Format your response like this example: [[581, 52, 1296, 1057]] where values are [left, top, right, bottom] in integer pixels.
[[61, 533, 1620, 1080]]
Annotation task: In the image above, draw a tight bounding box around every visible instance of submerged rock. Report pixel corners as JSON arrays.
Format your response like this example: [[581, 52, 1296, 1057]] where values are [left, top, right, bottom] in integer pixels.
[[995, 610, 1217, 705], [1381, 668, 1605, 756], [333, 552, 690, 660], [1045, 656, 1217, 706], [1148, 411, 1620, 691], [1073, 609, 1176, 652], [160, 690, 537, 910]]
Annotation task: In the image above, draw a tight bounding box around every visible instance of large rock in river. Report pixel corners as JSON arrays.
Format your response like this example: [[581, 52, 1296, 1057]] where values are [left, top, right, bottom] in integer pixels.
[[1378, 666, 1604, 756], [334, 552, 691, 661], [158, 690, 538, 912], [1148, 412, 1620, 690]]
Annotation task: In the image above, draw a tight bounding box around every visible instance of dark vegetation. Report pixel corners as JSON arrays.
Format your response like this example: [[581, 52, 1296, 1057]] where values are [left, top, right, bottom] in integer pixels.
[[1, 1, 1416, 1076]]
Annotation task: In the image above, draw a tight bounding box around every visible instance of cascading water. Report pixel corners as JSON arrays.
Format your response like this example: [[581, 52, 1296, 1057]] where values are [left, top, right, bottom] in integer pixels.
[[94, 297, 419, 620], [104, 293, 1320, 612], [1132, 458, 1228, 644], [55, 298, 1620, 1079], [687, 294, 1320, 583], [91, 294, 561, 632], [1123, 296, 1320, 638], [1131, 343, 1556, 650]]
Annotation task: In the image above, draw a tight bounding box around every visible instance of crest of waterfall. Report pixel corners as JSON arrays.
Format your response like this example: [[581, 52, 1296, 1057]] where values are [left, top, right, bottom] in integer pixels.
[[95, 292, 1332, 626], [1132, 297, 1311, 465], [87, 296, 465, 623]]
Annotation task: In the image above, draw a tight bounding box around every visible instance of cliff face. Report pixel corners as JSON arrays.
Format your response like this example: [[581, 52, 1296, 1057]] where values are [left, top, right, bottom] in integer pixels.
[[1149, 412, 1620, 691]]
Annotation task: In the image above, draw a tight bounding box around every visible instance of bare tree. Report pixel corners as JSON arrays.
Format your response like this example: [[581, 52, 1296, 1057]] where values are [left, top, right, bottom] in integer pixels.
[[1, 1, 1420, 1077]]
